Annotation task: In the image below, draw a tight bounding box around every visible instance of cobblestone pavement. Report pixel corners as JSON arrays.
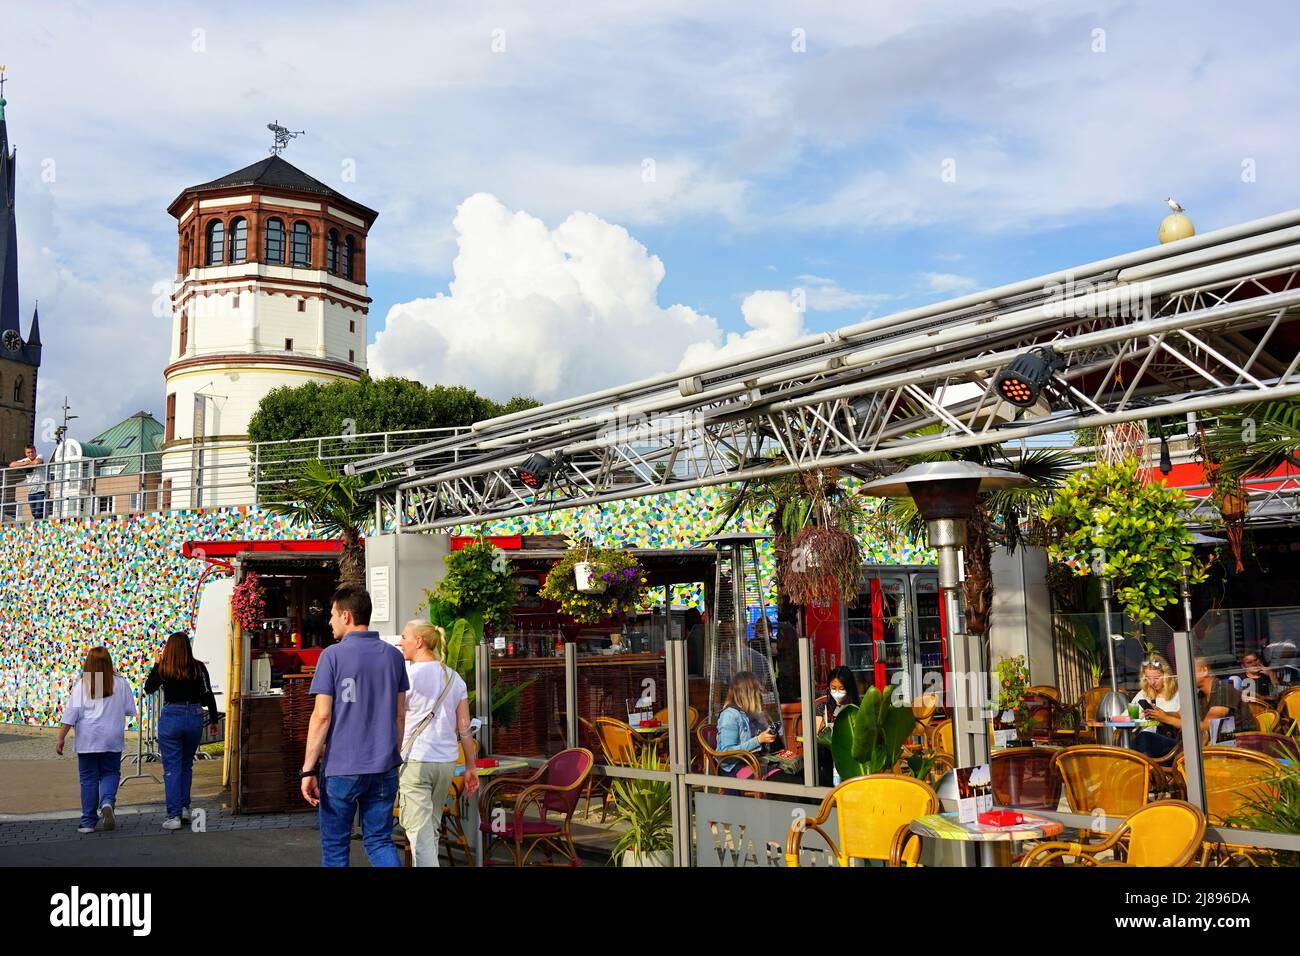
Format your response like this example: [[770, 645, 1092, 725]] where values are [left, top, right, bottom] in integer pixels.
[[0, 802, 317, 848]]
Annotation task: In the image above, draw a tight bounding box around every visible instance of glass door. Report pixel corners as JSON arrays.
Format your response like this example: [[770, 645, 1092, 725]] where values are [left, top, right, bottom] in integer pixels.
[[911, 573, 946, 693], [876, 575, 910, 692]]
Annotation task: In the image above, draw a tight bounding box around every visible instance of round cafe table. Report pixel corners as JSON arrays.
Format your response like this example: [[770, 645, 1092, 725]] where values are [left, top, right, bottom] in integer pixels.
[[909, 810, 1064, 867]]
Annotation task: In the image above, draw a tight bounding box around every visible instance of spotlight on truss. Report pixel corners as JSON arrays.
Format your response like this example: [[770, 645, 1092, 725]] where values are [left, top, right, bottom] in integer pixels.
[[517, 453, 558, 489], [994, 346, 1066, 408]]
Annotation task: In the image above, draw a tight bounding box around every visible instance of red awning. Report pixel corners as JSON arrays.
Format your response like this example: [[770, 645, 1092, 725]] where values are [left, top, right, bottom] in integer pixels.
[[182, 540, 344, 558]]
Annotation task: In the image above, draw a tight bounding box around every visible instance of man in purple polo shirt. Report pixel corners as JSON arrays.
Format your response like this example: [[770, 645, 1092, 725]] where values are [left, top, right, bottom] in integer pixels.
[[301, 585, 409, 867]]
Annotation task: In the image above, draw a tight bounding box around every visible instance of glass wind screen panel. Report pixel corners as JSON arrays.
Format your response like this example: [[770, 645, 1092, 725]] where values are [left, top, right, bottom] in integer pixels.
[[1187, 619, 1300, 855]]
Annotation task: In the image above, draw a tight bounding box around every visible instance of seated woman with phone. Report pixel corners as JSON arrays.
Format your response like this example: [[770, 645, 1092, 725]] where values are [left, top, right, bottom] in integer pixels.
[[715, 671, 800, 782], [1130, 656, 1181, 759]]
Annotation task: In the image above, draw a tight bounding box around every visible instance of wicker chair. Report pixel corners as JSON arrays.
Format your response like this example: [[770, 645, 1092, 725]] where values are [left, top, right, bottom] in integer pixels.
[[1233, 732, 1300, 763], [1020, 800, 1206, 867], [696, 722, 764, 796], [477, 748, 594, 866], [580, 717, 638, 822], [1027, 685, 1061, 702], [927, 718, 954, 760], [1054, 746, 1155, 837], [991, 747, 1062, 811], [785, 774, 939, 867], [1072, 686, 1111, 743], [1279, 687, 1300, 735], [1177, 747, 1283, 866], [1255, 710, 1281, 735]]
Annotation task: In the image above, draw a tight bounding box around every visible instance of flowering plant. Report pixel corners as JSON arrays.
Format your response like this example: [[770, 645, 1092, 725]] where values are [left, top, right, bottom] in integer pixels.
[[231, 572, 267, 631], [540, 542, 648, 624], [994, 655, 1030, 714]]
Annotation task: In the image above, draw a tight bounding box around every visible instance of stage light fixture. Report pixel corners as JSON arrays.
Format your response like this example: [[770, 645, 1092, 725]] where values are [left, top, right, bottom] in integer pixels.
[[517, 453, 556, 488], [993, 346, 1065, 408]]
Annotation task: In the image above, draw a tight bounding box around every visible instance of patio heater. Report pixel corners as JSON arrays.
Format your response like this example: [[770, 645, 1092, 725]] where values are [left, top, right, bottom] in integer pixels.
[[1093, 552, 1130, 728], [700, 532, 778, 719], [859, 461, 1029, 766]]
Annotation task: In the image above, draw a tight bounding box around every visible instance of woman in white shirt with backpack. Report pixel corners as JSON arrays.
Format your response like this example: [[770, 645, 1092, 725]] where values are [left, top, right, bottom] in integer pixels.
[[397, 621, 479, 867]]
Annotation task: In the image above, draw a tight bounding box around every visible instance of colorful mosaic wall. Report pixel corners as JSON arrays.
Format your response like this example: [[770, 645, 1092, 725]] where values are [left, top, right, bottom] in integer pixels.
[[460, 484, 933, 609], [1, 487, 928, 727], [0, 507, 308, 727]]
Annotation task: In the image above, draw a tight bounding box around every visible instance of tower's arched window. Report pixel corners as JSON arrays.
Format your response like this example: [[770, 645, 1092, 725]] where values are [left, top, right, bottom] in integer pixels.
[[205, 220, 225, 265], [264, 218, 285, 264], [342, 235, 355, 280], [326, 229, 339, 274], [228, 217, 248, 264], [291, 221, 312, 267], [14, 377, 23, 403]]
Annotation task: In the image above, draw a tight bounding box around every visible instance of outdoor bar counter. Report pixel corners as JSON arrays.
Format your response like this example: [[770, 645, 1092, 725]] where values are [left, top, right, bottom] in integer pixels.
[[490, 652, 669, 757]]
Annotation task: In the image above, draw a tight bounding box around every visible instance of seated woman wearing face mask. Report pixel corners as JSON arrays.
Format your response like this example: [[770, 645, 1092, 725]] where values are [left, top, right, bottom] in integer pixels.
[[813, 666, 861, 786]]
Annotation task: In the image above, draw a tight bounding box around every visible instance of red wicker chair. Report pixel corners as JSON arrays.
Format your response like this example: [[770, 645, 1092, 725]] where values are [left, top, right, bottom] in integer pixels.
[[477, 748, 594, 866]]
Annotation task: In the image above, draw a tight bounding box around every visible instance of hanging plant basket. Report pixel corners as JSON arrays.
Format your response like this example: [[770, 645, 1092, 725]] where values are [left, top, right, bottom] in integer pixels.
[[540, 544, 647, 624], [780, 525, 862, 605], [574, 561, 607, 593]]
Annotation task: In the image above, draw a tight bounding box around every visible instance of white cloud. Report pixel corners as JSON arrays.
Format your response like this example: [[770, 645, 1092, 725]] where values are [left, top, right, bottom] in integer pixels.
[[793, 274, 880, 312], [371, 194, 733, 400], [921, 271, 979, 294], [679, 290, 805, 370]]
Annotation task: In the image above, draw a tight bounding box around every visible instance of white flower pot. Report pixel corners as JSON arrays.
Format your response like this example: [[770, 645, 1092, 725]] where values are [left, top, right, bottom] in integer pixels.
[[575, 561, 606, 593], [622, 848, 673, 867]]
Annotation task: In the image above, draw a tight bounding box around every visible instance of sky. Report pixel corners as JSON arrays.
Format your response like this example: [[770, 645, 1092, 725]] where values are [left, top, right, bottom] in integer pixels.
[[5, 0, 1300, 439]]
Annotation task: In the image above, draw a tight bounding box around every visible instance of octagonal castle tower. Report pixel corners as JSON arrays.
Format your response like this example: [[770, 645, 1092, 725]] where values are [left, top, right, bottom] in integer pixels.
[[161, 155, 377, 506]]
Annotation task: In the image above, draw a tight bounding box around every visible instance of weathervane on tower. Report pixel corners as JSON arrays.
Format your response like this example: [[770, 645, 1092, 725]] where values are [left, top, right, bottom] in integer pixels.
[[267, 121, 305, 156]]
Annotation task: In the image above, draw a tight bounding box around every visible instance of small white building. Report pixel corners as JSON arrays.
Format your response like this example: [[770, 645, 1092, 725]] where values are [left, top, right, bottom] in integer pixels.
[[161, 155, 378, 508]]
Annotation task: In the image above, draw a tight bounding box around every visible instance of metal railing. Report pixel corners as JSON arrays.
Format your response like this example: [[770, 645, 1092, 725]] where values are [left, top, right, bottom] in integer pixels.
[[0, 426, 471, 524]]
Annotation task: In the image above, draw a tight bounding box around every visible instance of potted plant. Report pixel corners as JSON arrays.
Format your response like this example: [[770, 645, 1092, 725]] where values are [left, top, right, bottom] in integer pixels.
[[1041, 457, 1206, 625], [994, 655, 1031, 745], [608, 747, 674, 867], [431, 536, 519, 633], [830, 685, 930, 780], [539, 541, 648, 624], [231, 572, 267, 631]]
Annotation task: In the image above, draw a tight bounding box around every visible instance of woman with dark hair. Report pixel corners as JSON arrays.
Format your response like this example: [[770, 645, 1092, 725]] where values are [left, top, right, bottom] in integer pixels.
[[56, 647, 138, 833], [145, 632, 219, 830], [814, 666, 861, 786]]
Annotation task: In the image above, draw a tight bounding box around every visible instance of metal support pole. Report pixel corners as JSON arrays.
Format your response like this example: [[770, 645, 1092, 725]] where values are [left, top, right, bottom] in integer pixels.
[[1099, 576, 1120, 694], [930, 517, 985, 766], [798, 636, 817, 788], [475, 642, 493, 757], [564, 640, 578, 749], [1172, 628, 1206, 809], [665, 627, 692, 866]]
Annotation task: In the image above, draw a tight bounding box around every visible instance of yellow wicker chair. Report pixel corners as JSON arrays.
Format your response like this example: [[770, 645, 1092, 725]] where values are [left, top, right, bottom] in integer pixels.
[[1176, 747, 1283, 866], [785, 773, 939, 867], [1020, 800, 1205, 867], [1053, 746, 1154, 837], [927, 718, 954, 760], [1256, 710, 1280, 735], [1278, 687, 1300, 735]]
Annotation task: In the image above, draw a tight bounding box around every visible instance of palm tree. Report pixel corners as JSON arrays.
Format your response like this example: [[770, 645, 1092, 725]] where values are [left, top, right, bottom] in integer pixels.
[[1202, 399, 1300, 479], [863, 430, 1076, 642], [264, 459, 375, 588]]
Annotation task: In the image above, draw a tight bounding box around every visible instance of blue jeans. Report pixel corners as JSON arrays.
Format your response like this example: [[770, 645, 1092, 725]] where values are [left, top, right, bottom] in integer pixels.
[[1133, 730, 1177, 759], [27, 491, 46, 520], [159, 703, 204, 818], [318, 768, 401, 867], [77, 752, 121, 828]]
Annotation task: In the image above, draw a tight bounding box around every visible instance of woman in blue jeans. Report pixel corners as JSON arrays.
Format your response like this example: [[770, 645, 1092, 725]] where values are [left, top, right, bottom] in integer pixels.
[[145, 632, 219, 830], [55, 646, 138, 833]]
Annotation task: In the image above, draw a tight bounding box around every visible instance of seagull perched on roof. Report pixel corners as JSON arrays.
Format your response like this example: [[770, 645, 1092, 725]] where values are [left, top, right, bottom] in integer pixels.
[[1165, 197, 1185, 213]]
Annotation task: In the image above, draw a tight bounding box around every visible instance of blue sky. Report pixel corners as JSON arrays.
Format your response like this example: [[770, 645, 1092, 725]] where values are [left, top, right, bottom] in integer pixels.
[[5, 0, 1300, 436]]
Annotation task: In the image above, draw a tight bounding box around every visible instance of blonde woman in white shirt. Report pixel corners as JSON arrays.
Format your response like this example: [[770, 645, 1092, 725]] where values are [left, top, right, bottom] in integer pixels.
[[397, 621, 479, 867], [1132, 656, 1181, 760]]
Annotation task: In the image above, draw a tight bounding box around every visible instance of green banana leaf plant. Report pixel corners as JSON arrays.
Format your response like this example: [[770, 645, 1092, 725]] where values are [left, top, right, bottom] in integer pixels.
[[425, 596, 534, 729], [829, 686, 921, 780]]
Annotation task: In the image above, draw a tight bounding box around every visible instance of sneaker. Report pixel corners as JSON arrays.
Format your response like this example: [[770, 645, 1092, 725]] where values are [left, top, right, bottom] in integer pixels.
[[77, 825, 95, 834], [100, 804, 116, 831], [181, 807, 190, 823], [162, 817, 182, 831]]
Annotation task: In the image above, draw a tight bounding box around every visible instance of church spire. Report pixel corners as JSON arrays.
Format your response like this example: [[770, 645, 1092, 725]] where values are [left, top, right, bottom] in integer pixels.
[[0, 67, 20, 338]]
